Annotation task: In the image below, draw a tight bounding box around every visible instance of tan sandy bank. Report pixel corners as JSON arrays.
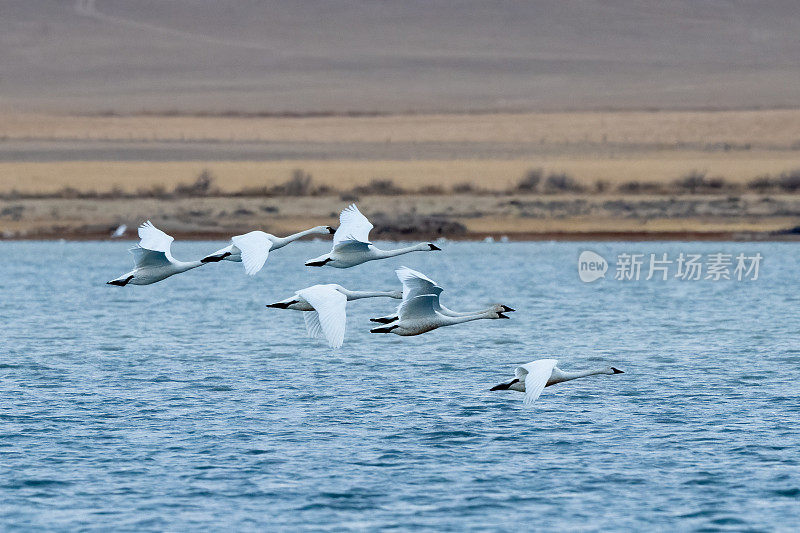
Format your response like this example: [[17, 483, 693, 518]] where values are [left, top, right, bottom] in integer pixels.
[[3, 153, 800, 195]]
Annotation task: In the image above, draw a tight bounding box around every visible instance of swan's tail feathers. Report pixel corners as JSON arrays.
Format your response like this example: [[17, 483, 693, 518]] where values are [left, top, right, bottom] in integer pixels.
[[201, 251, 232, 263], [369, 315, 397, 324], [305, 257, 332, 267], [490, 380, 514, 391], [370, 324, 399, 334], [107, 274, 134, 287], [266, 300, 296, 309], [611, 367, 625, 374]]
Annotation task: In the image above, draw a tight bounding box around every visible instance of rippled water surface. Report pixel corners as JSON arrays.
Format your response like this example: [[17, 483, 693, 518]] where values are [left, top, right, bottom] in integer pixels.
[[2, 241, 799, 531]]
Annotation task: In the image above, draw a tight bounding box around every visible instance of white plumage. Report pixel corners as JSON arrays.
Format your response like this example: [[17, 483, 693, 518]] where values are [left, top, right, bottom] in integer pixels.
[[107, 221, 203, 286], [371, 266, 514, 324], [305, 204, 442, 268], [266, 284, 402, 348], [201, 225, 334, 276], [297, 285, 348, 349], [491, 359, 625, 406]]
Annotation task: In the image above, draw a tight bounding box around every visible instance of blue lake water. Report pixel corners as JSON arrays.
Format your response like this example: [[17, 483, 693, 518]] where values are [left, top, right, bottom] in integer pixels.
[[1, 240, 799, 531]]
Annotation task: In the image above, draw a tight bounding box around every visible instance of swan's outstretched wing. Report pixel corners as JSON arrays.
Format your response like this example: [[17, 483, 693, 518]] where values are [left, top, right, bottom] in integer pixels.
[[398, 294, 439, 320], [333, 204, 373, 247], [396, 266, 444, 299], [296, 285, 347, 349], [332, 239, 372, 254], [516, 359, 558, 406], [129, 246, 170, 268], [231, 231, 272, 275], [303, 311, 325, 339], [138, 221, 174, 260]]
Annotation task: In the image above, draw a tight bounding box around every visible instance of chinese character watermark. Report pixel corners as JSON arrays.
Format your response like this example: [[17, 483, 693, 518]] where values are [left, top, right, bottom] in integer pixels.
[[579, 251, 762, 282]]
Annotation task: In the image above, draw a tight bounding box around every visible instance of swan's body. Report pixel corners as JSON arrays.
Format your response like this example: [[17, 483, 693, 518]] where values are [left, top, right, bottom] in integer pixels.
[[370, 294, 510, 336], [107, 221, 202, 286], [202, 226, 334, 275], [370, 266, 514, 324], [305, 204, 440, 268], [266, 284, 402, 348], [490, 359, 624, 405]]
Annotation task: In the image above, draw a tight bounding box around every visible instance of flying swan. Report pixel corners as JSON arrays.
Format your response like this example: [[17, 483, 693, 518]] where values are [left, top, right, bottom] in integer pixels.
[[107, 221, 203, 286], [490, 359, 624, 406], [370, 293, 510, 336], [201, 225, 334, 276], [305, 204, 441, 268], [266, 284, 402, 348], [370, 266, 514, 324]]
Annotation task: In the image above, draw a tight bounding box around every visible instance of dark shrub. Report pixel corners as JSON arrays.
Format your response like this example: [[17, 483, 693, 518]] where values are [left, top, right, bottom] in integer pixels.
[[515, 169, 543, 193], [544, 173, 584, 193], [452, 182, 474, 194], [747, 175, 774, 192], [174, 169, 215, 196], [778, 169, 800, 192], [272, 169, 314, 196], [352, 179, 405, 195]]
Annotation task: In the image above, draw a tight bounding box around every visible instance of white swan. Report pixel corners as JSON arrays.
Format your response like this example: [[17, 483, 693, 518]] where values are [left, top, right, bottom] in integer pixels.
[[370, 266, 514, 324], [370, 293, 510, 336], [305, 204, 441, 268], [201, 225, 334, 275], [107, 221, 203, 286], [490, 359, 624, 405], [266, 284, 402, 348], [110, 224, 127, 238]]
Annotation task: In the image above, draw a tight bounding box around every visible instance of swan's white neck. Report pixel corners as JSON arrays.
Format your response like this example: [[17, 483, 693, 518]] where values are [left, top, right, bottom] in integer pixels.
[[440, 304, 498, 317], [373, 243, 430, 258], [174, 260, 204, 272], [340, 289, 402, 300], [270, 227, 323, 249], [440, 309, 497, 325], [551, 368, 612, 384]]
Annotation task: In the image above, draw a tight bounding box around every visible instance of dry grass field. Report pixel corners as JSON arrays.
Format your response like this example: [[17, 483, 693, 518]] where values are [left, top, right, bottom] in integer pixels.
[[3, 109, 800, 239], [4, 155, 800, 196], [2, 109, 800, 195]]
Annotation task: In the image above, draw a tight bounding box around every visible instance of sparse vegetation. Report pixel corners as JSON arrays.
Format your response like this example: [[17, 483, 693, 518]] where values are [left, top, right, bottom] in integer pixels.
[[271, 169, 315, 196], [543, 172, 585, 194], [7, 166, 800, 201], [616, 181, 663, 194], [514, 169, 543, 193], [451, 182, 475, 194], [350, 179, 406, 196], [173, 169, 216, 196]]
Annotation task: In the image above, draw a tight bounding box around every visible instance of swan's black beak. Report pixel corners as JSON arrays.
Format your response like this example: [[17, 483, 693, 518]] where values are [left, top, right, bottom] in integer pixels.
[[428, 243, 441, 251], [266, 302, 291, 309], [501, 305, 515, 312], [326, 226, 336, 234], [497, 312, 510, 319], [611, 367, 624, 374]]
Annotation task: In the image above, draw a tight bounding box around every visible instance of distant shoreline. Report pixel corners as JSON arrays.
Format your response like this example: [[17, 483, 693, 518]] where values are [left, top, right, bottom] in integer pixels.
[[4, 230, 799, 243]]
